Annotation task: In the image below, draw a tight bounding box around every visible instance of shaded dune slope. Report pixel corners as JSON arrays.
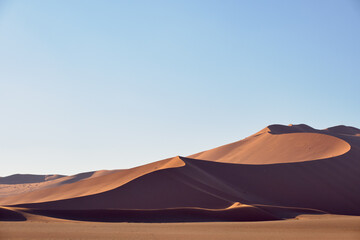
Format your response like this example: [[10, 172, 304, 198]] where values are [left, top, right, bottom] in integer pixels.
[[0, 207, 26, 221], [1, 124, 360, 222]]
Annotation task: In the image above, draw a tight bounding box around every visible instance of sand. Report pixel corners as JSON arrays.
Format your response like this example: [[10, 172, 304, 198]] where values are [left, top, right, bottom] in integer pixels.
[[1, 215, 359, 240], [0, 124, 359, 238]]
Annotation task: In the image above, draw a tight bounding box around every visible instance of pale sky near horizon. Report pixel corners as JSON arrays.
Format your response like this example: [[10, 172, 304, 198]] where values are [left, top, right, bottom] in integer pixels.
[[0, 0, 359, 176]]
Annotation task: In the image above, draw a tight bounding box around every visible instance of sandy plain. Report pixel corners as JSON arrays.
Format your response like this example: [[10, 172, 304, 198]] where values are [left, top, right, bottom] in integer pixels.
[[1, 215, 359, 240]]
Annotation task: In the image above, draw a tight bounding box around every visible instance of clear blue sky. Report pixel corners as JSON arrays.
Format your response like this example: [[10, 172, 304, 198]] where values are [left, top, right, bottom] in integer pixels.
[[0, 0, 359, 176]]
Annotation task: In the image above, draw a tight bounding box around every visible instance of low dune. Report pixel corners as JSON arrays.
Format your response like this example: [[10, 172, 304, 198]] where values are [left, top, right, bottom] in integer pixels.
[[0, 174, 66, 185], [0, 170, 118, 198]]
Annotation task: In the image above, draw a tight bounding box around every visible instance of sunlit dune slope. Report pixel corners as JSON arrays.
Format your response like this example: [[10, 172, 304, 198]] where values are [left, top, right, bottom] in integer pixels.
[[0, 156, 184, 205], [0, 170, 118, 197], [189, 124, 351, 164]]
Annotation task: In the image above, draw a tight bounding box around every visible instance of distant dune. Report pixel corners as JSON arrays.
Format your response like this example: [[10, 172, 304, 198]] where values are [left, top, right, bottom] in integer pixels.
[[0, 174, 66, 184], [0, 170, 118, 198], [1, 124, 359, 222]]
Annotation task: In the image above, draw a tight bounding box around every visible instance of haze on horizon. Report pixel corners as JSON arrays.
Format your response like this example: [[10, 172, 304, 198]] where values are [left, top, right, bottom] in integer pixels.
[[0, 0, 359, 176]]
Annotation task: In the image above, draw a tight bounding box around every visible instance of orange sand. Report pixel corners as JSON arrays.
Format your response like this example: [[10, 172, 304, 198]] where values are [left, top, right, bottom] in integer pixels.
[[1, 124, 359, 228]]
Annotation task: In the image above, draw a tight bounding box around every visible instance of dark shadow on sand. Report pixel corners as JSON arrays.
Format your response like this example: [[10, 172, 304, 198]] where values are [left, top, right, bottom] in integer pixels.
[[24, 208, 280, 223], [0, 207, 26, 221]]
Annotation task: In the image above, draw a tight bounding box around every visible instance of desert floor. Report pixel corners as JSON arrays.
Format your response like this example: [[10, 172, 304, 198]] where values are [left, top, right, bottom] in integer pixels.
[[1, 215, 359, 240]]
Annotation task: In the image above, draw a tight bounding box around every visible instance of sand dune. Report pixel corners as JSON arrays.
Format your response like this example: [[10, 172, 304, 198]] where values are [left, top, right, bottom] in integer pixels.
[[1, 124, 359, 223], [325, 125, 360, 136], [10, 154, 360, 216], [0, 174, 66, 184], [0, 156, 184, 205], [0, 170, 118, 197], [189, 124, 351, 164]]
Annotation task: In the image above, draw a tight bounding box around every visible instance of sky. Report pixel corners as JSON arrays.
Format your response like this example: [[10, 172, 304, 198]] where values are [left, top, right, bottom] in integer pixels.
[[0, 0, 359, 176]]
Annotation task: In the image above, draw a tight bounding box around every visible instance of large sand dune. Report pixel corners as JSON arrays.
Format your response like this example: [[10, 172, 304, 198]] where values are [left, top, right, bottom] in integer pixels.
[[1, 124, 359, 223], [189, 124, 351, 164]]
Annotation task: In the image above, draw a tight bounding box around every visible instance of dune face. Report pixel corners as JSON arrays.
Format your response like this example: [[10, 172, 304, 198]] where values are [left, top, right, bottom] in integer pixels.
[[0, 157, 184, 204], [1, 124, 360, 222], [189, 125, 351, 164]]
